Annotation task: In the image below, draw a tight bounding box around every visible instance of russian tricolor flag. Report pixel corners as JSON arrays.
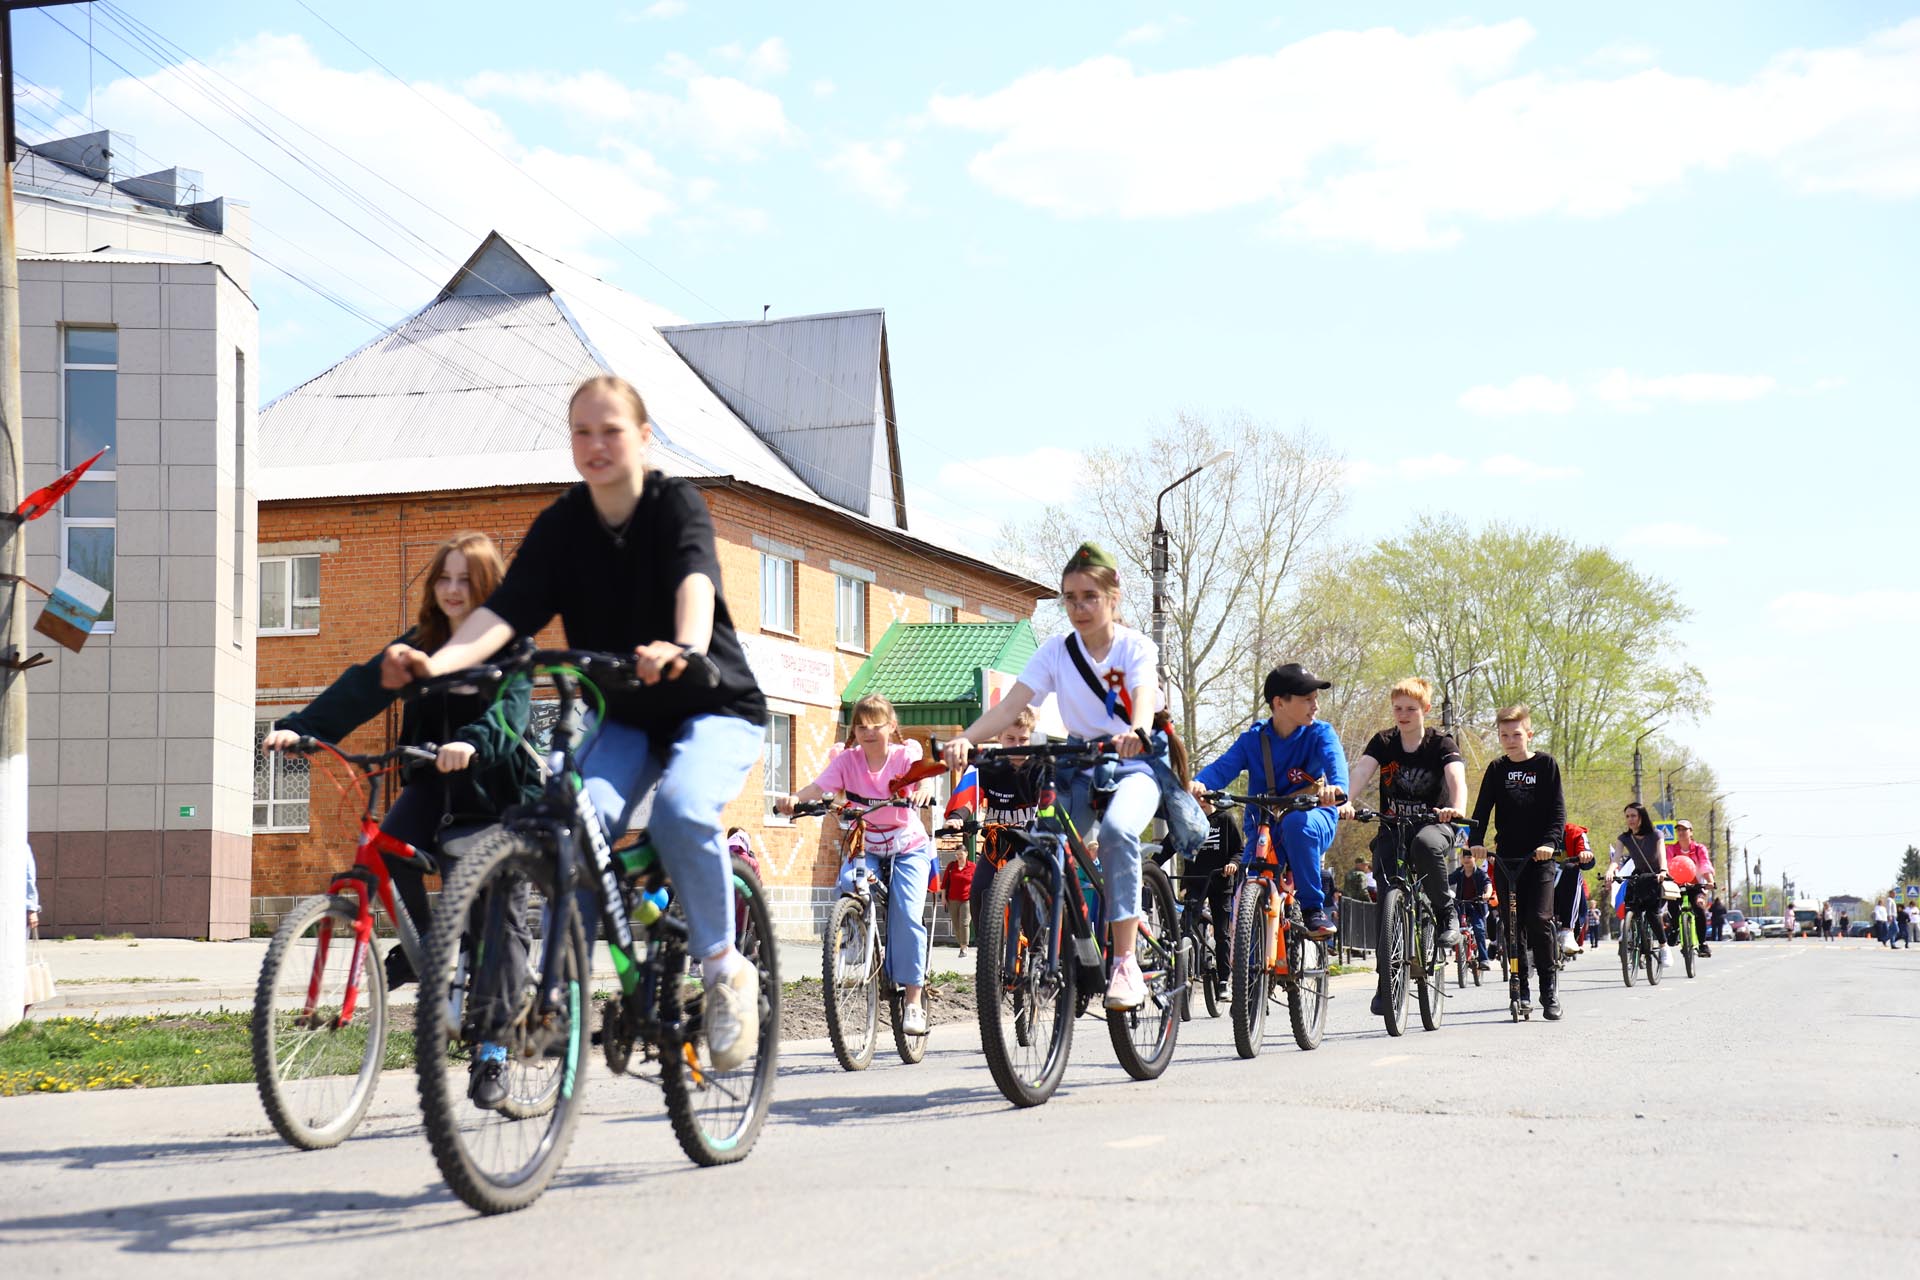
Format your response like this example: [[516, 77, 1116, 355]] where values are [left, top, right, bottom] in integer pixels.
[[946, 766, 981, 818], [1614, 878, 1629, 920]]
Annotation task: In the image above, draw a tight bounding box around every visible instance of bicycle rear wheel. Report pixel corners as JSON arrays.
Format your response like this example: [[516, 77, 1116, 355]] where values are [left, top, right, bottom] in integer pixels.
[[1229, 878, 1270, 1059], [1645, 917, 1663, 986], [822, 895, 879, 1071], [1620, 916, 1638, 987], [252, 892, 387, 1150], [1379, 887, 1410, 1036], [977, 853, 1074, 1107], [416, 830, 585, 1215], [1416, 900, 1445, 1032], [1286, 914, 1329, 1051], [1198, 913, 1223, 1019], [1107, 861, 1181, 1081], [662, 855, 780, 1165], [1454, 938, 1466, 990], [1682, 913, 1697, 979]]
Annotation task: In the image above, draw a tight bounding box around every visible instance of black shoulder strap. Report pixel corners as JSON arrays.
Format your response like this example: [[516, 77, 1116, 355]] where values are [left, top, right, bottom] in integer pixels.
[[1065, 633, 1126, 727], [1261, 726, 1277, 794]]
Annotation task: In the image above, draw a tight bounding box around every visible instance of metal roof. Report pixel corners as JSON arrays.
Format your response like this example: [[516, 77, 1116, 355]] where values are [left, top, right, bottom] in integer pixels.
[[840, 621, 1039, 715]]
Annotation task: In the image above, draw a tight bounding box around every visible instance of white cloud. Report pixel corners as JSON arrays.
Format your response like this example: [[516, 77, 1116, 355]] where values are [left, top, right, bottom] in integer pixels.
[[1588, 41, 1659, 70], [1621, 522, 1731, 548], [823, 140, 908, 209], [1458, 375, 1576, 415], [1342, 453, 1471, 485], [1119, 17, 1189, 47], [1768, 590, 1920, 632], [812, 79, 836, 97], [928, 18, 1920, 248], [1480, 454, 1579, 482], [1593, 369, 1777, 410], [466, 66, 794, 159], [642, 0, 685, 17], [745, 37, 791, 80]]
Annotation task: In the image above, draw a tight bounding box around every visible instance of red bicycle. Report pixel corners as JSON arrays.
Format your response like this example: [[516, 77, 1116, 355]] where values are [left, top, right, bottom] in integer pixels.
[[251, 736, 466, 1149]]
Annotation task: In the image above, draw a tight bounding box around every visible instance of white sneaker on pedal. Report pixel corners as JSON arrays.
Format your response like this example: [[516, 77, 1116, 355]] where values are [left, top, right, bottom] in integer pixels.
[[1105, 952, 1148, 1011], [901, 1002, 929, 1036], [1557, 928, 1578, 956], [1659, 945, 1674, 968], [706, 960, 760, 1071]]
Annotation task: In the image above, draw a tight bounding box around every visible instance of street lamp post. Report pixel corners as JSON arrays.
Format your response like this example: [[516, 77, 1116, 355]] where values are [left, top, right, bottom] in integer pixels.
[[1150, 450, 1232, 689], [1439, 659, 1493, 738], [1631, 723, 1664, 805]]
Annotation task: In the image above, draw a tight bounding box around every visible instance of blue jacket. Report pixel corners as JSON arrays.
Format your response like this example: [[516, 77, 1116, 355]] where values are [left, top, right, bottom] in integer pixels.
[[1195, 718, 1349, 840]]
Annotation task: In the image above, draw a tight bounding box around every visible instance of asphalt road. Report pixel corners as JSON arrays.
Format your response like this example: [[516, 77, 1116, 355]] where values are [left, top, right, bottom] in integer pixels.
[[3, 938, 1914, 1278]]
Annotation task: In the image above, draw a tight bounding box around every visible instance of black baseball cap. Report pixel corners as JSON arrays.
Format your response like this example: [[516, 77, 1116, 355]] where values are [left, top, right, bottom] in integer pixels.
[[1264, 663, 1332, 700]]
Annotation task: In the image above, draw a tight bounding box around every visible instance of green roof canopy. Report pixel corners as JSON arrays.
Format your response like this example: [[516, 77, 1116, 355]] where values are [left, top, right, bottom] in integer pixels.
[[840, 621, 1038, 727]]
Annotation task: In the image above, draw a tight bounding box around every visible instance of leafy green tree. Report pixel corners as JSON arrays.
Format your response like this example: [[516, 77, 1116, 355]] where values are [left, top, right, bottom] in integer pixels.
[[1898, 845, 1920, 885]]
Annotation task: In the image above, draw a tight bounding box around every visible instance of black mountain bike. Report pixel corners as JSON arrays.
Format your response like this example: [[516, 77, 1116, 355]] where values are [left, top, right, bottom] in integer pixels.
[[1617, 871, 1665, 988], [971, 737, 1184, 1107], [1153, 837, 1234, 1022], [792, 795, 934, 1070], [407, 649, 780, 1215], [1353, 804, 1449, 1035]]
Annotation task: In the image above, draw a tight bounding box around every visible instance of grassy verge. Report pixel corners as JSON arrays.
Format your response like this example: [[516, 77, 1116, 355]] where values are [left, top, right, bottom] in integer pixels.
[[0, 1012, 414, 1096]]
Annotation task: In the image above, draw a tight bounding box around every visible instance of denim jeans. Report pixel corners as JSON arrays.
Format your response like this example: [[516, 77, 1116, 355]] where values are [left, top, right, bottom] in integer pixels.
[[837, 832, 934, 988], [1462, 904, 1489, 962], [575, 712, 764, 961], [1064, 768, 1158, 925], [1144, 743, 1208, 858]]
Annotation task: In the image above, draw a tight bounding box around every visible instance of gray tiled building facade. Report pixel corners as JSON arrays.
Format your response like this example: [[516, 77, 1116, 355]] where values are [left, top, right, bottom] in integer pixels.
[[17, 131, 259, 938]]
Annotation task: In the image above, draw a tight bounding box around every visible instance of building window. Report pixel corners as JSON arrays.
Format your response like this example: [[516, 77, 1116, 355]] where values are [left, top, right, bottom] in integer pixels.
[[928, 601, 956, 624], [836, 575, 867, 650], [63, 327, 117, 628], [259, 554, 320, 634], [760, 551, 794, 633], [253, 720, 311, 832], [763, 713, 793, 820]]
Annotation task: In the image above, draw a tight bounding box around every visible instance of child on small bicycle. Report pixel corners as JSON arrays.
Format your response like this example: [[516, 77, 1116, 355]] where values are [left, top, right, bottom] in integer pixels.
[[778, 694, 938, 1035], [264, 532, 537, 991], [1448, 847, 1493, 970], [383, 375, 770, 1086], [1188, 663, 1349, 940]]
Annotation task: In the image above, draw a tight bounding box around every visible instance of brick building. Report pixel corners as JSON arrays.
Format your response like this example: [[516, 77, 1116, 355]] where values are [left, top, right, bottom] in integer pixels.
[[17, 130, 259, 939], [254, 233, 1048, 933]]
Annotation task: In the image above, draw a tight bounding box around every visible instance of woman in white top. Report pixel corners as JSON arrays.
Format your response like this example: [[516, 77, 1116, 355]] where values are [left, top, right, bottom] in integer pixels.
[[944, 541, 1158, 1012]]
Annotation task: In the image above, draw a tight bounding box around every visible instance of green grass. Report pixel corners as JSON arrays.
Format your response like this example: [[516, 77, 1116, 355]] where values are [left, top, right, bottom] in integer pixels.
[[0, 1011, 414, 1095]]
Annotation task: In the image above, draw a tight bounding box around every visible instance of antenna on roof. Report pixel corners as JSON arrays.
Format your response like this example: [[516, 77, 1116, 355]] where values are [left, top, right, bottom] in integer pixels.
[[762, 305, 770, 322]]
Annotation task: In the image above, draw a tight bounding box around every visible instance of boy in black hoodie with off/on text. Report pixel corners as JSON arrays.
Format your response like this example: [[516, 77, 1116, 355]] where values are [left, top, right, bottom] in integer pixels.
[[1466, 703, 1568, 1020]]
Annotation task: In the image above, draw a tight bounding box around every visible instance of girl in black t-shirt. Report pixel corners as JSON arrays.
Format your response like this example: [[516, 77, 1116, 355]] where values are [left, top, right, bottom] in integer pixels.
[[1346, 678, 1469, 1017], [384, 376, 768, 1075]]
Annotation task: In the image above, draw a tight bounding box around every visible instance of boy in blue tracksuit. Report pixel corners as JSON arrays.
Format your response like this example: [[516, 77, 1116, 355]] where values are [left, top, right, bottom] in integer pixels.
[[1189, 663, 1349, 938]]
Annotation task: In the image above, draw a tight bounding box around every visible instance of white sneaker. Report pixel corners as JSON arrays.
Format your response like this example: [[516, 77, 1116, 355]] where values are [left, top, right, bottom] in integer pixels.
[[1659, 946, 1673, 968], [706, 960, 760, 1072], [1557, 928, 1578, 956], [901, 1002, 928, 1036], [1105, 952, 1148, 1011]]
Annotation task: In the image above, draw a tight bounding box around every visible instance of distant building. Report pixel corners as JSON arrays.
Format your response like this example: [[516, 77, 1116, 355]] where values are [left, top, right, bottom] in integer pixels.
[[16, 130, 259, 939], [253, 233, 1047, 934]]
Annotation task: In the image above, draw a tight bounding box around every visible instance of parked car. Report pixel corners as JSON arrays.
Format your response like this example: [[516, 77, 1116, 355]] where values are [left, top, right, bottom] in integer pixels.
[[1725, 910, 1755, 941], [1847, 921, 1875, 937], [1758, 916, 1790, 938]]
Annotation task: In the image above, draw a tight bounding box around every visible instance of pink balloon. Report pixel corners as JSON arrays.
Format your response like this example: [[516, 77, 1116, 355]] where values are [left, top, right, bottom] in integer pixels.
[[1669, 854, 1697, 886]]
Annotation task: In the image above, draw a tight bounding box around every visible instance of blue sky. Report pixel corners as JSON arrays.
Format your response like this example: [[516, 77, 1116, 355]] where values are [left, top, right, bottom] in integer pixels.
[[18, 2, 1920, 898]]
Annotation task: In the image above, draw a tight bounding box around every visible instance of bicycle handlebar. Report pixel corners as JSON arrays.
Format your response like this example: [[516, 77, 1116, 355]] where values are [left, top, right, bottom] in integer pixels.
[[282, 737, 440, 770], [1203, 790, 1331, 815], [788, 796, 917, 820], [399, 645, 722, 703], [967, 732, 1155, 767]]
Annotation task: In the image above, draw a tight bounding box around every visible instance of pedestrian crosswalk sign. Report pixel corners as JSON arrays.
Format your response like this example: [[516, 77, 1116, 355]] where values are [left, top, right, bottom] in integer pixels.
[[1907, 885, 1918, 899], [1749, 892, 1764, 907]]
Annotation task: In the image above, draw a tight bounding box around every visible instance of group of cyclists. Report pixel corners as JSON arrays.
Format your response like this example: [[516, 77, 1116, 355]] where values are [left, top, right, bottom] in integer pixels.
[[260, 371, 1722, 1211]]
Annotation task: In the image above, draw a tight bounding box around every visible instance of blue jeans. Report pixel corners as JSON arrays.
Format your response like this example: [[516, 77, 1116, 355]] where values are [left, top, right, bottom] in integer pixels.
[[837, 837, 934, 988], [1064, 768, 1158, 925], [576, 712, 763, 961], [1256, 807, 1336, 912], [1144, 738, 1208, 858], [1462, 904, 1489, 961]]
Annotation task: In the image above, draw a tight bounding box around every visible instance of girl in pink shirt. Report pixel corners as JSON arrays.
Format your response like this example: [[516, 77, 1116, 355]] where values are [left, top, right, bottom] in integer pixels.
[[779, 695, 938, 1034]]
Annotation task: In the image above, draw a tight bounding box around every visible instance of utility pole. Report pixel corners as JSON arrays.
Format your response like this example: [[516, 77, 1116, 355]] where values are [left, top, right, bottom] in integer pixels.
[[1631, 723, 1662, 805], [1149, 449, 1230, 696], [2, 0, 91, 1030]]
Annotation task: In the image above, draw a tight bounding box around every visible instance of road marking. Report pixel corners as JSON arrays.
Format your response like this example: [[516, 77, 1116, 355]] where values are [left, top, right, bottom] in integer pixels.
[[1371, 1054, 1411, 1066], [1105, 1134, 1164, 1150]]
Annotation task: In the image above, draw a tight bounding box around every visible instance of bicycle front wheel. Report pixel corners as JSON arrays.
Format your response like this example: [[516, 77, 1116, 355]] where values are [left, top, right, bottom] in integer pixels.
[[1287, 915, 1329, 1051], [977, 853, 1074, 1107], [822, 895, 879, 1071], [1380, 887, 1410, 1036], [1682, 913, 1697, 979], [1620, 917, 1638, 987], [1645, 916, 1663, 986], [663, 855, 781, 1165], [1198, 914, 1223, 1019], [416, 830, 585, 1216], [1229, 878, 1270, 1059], [1415, 900, 1445, 1032], [252, 892, 388, 1150], [1107, 861, 1181, 1081]]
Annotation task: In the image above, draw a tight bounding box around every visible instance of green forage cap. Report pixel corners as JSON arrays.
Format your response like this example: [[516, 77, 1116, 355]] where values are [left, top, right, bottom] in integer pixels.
[[1064, 541, 1118, 574]]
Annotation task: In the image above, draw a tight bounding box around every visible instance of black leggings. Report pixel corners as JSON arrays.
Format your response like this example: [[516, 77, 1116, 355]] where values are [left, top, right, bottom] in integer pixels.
[[1492, 856, 1557, 1000]]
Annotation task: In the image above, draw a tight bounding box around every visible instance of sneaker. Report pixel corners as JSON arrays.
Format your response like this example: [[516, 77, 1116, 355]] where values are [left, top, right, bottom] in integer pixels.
[[1659, 946, 1673, 968], [706, 961, 761, 1072], [1212, 976, 1230, 1005], [1303, 908, 1336, 939], [1370, 992, 1386, 1017], [1542, 996, 1564, 1020], [1104, 952, 1147, 1011], [1438, 920, 1461, 949], [384, 945, 415, 992], [901, 1001, 929, 1036], [468, 1043, 509, 1111], [1697, 943, 1711, 957], [1557, 929, 1578, 957]]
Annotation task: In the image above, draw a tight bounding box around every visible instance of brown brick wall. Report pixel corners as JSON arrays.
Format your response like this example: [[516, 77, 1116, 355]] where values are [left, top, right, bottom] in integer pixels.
[[253, 480, 1041, 904]]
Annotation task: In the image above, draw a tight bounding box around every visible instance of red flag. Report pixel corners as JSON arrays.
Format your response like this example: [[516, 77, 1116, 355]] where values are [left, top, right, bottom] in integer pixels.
[[16, 447, 109, 521]]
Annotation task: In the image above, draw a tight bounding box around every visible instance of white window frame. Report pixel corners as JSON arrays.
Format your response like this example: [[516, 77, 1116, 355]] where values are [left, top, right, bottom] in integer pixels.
[[763, 712, 794, 822], [927, 600, 956, 624], [253, 718, 311, 833], [258, 553, 321, 636], [62, 327, 117, 633], [835, 574, 868, 652], [759, 551, 795, 634]]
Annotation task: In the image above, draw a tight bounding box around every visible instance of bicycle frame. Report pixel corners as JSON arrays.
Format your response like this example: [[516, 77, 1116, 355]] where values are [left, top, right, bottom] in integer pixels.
[[1228, 793, 1327, 984]]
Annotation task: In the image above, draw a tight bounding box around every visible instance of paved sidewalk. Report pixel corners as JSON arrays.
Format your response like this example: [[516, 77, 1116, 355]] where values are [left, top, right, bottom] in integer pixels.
[[22, 935, 985, 1020]]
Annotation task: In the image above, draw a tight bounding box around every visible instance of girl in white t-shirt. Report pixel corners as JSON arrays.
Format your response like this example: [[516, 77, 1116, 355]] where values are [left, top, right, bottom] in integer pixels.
[[943, 541, 1160, 1012]]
